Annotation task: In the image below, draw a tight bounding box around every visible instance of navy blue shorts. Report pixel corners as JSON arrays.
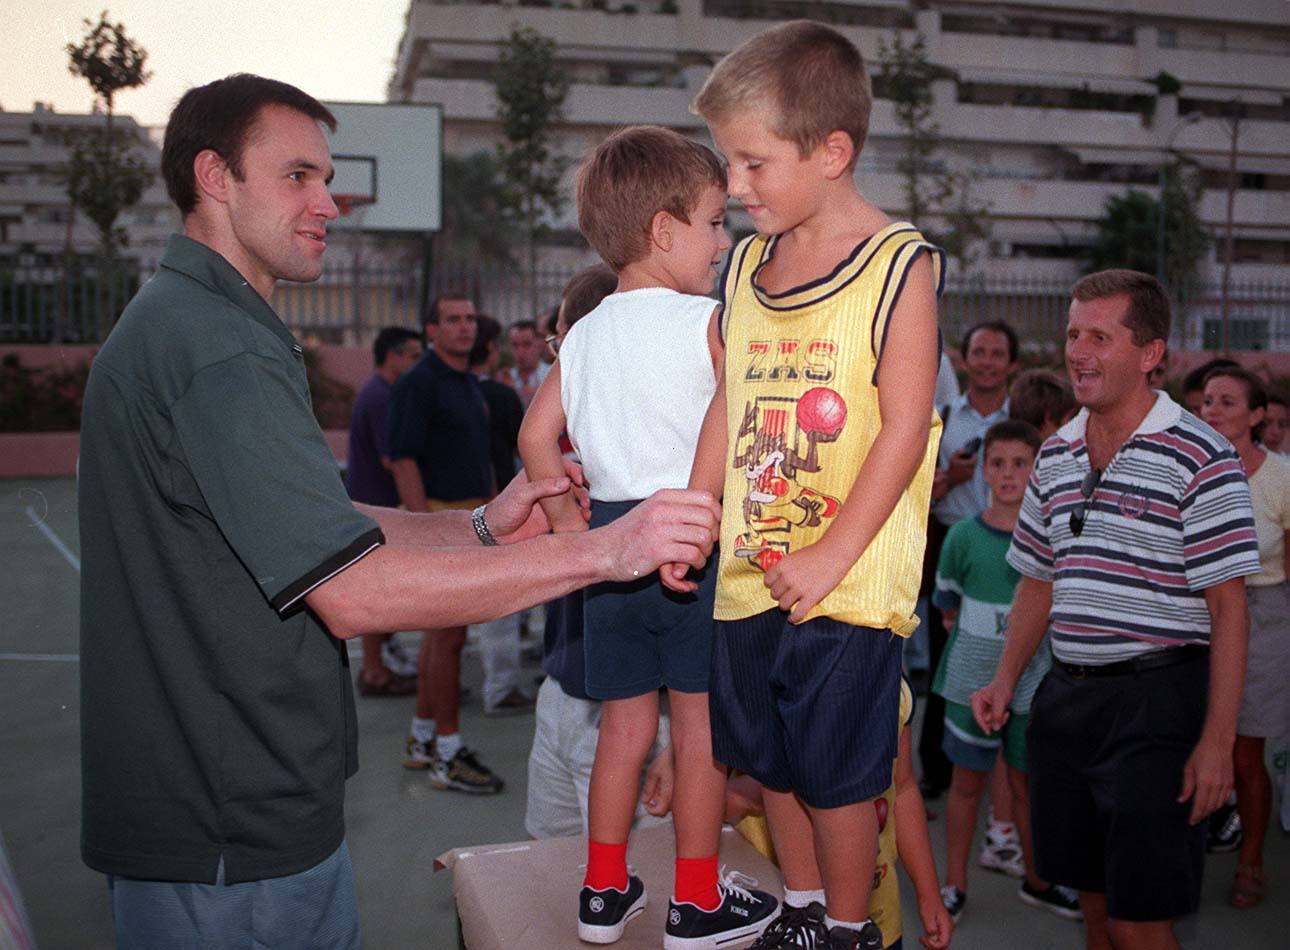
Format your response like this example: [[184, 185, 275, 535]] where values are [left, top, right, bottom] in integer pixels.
[[583, 499, 717, 700], [710, 609, 902, 808]]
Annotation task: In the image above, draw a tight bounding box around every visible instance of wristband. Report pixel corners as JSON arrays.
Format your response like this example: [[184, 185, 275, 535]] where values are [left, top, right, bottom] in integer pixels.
[[471, 504, 499, 546]]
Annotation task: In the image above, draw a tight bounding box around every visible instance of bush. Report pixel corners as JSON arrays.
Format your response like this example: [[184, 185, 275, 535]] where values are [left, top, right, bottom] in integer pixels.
[[0, 350, 354, 432]]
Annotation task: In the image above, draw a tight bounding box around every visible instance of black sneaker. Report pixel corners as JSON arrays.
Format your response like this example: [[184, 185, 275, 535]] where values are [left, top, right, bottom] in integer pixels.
[[825, 920, 884, 950], [1018, 882, 1083, 921], [428, 746, 504, 794], [749, 901, 830, 949], [939, 885, 966, 923], [664, 868, 779, 949], [1207, 799, 1243, 853], [578, 875, 647, 944]]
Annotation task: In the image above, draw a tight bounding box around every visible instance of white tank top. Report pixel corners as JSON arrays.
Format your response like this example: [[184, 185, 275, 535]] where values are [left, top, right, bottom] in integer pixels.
[[560, 287, 717, 501]]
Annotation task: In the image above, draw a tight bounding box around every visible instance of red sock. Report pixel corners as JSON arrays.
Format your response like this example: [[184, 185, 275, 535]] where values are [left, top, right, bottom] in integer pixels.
[[674, 854, 719, 911], [585, 840, 628, 891]]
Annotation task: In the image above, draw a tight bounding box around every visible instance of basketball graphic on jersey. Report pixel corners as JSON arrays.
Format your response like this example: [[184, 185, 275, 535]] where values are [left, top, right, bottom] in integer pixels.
[[796, 386, 847, 441], [731, 388, 847, 571]]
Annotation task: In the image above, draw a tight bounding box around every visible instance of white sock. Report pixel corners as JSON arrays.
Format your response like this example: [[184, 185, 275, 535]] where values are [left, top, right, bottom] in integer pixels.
[[411, 717, 436, 744], [989, 818, 1018, 839], [825, 914, 869, 933], [783, 887, 826, 908], [437, 731, 463, 760]]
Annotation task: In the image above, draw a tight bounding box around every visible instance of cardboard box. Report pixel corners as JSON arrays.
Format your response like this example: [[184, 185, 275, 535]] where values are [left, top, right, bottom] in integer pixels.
[[437, 824, 783, 949]]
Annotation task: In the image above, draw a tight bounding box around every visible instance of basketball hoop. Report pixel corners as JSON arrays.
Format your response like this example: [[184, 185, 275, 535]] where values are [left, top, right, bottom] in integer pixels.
[[333, 194, 374, 220]]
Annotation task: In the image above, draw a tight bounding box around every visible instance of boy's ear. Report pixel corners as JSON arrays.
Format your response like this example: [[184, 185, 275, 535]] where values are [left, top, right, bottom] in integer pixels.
[[650, 209, 675, 253], [819, 130, 855, 181]]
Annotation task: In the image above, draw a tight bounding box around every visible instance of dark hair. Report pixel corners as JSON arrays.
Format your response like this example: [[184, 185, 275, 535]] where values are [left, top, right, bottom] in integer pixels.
[[1268, 389, 1289, 410], [984, 418, 1043, 457], [1071, 269, 1171, 347], [423, 291, 473, 329], [162, 73, 336, 217], [561, 265, 618, 328], [509, 320, 538, 336], [469, 315, 502, 368], [1009, 369, 1075, 431], [1203, 365, 1269, 439], [961, 320, 1019, 363], [1182, 357, 1240, 396], [373, 327, 421, 366]]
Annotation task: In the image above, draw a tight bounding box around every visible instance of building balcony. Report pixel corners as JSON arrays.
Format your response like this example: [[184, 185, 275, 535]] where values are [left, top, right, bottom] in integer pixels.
[[412, 76, 700, 127]]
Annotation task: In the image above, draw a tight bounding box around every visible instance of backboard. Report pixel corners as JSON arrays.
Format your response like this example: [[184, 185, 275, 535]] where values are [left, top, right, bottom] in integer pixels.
[[323, 101, 442, 233]]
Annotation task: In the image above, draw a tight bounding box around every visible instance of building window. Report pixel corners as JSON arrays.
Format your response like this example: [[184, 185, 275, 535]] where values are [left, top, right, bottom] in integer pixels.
[[702, 1, 913, 29]]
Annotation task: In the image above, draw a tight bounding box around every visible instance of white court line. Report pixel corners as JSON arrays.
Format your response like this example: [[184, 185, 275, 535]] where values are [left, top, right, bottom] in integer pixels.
[[25, 505, 81, 573], [0, 653, 79, 662]]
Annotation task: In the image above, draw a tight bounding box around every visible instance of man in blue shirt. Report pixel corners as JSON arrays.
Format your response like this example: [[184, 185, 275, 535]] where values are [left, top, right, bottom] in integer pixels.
[[388, 295, 505, 791], [347, 327, 422, 696]]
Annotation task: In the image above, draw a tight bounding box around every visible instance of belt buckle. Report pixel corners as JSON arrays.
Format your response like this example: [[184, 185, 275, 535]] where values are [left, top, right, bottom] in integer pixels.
[[1067, 662, 1090, 680]]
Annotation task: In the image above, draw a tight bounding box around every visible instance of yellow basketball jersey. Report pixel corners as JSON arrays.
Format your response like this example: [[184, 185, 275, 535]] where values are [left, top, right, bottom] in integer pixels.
[[715, 222, 944, 635], [733, 677, 915, 946]]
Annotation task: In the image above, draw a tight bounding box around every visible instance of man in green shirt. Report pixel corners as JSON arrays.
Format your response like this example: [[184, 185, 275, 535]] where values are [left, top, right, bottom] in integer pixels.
[[78, 74, 720, 949]]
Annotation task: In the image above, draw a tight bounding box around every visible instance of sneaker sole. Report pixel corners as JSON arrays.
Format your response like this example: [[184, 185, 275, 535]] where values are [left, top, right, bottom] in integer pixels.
[[403, 758, 433, 770], [662, 914, 775, 950], [979, 854, 1026, 879], [427, 775, 504, 794], [579, 891, 647, 943], [1017, 889, 1083, 921]]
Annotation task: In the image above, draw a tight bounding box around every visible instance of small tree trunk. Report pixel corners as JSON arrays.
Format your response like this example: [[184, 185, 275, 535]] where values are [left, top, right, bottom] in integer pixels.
[[1219, 108, 1240, 353]]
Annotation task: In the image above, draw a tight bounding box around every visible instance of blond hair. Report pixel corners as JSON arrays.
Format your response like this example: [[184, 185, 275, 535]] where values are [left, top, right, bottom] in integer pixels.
[[576, 126, 726, 271], [692, 20, 871, 169]]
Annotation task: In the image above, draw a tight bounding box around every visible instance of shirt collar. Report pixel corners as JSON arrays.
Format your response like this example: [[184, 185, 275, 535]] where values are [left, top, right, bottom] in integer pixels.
[[158, 233, 299, 353], [951, 391, 1010, 420], [1057, 390, 1182, 444]]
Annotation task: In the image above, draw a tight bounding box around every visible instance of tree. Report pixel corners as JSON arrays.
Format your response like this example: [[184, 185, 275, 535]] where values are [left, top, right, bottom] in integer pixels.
[[876, 31, 940, 227], [64, 10, 153, 260], [494, 26, 569, 311], [1086, 160, 1210, 294], [876, 31, 992, 274], [437, 151, 517, 265]]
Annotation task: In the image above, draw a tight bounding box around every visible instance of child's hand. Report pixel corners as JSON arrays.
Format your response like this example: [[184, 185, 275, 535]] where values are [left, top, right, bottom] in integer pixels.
[[763, 540, 849, 623], [917, 893, 954, 949], [970, 679, 1013, 735], [641, 746, 675, 816], [660, 561, 698, 593]]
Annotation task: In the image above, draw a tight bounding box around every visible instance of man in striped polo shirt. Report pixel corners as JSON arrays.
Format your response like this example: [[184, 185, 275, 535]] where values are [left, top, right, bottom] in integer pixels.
[[973, 269, 1259, 950]]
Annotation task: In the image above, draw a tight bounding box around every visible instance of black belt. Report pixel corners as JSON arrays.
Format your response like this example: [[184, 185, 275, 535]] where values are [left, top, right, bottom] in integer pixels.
[[1054, 644, 1208, 679]]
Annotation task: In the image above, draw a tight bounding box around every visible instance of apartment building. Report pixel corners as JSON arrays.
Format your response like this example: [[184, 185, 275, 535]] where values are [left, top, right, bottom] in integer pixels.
[[0, 104, 177, 266], [388, 0, 1290, 283]]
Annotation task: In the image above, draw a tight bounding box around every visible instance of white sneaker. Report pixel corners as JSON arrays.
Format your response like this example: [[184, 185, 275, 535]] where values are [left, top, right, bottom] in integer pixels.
[[979, 830, 1025, 878], [381, 637, 419, 677]]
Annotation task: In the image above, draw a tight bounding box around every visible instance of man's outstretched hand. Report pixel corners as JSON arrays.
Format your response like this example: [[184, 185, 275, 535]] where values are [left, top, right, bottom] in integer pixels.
[[487, 459, 590, 543], [598, 490, 721, 584]]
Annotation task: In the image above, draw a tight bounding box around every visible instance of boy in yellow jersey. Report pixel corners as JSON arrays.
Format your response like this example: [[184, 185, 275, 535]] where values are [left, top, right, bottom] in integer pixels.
[[732, 676, 954, 950], [673, 19, 944, 950]]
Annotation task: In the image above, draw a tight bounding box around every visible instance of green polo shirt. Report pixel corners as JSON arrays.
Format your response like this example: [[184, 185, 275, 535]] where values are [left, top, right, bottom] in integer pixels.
[[78, 234, 383, 885]]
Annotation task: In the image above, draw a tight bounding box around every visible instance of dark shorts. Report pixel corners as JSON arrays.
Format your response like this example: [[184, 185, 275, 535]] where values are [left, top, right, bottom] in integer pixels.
[[583, 499, 717, 700], [710, 609, 902, 808], [1027, 656, 1209, 922]]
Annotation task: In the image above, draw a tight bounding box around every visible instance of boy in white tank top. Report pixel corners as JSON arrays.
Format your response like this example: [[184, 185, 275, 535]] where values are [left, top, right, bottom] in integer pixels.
[[519, 126, 780, 949]]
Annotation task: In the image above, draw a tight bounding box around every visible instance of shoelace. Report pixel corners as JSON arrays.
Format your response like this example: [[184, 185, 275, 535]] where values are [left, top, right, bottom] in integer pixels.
[[717, 866, 761, 903], [754, 904, 828, 949]]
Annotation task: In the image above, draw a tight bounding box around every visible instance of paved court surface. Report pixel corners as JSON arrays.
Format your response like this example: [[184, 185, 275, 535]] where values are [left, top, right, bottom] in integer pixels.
[[1, 477, 1285, 948]]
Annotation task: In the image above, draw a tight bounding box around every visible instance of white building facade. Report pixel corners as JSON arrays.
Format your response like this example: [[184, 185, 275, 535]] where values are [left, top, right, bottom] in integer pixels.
[[388, 0, 1290, 286], [0, 104, 177, 266]]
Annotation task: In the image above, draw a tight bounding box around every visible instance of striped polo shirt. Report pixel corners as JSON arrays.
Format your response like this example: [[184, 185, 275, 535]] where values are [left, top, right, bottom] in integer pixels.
[[1008, 392, 1259, 665]]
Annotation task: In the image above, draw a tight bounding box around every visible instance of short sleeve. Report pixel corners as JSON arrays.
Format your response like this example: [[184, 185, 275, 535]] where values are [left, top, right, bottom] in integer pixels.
[[386, 371, 432, 461], [1007, 456, 1054, 581], [933, 522, 967, 611], [171, 350, 382, 615], [1180, 448, 1261, 590]]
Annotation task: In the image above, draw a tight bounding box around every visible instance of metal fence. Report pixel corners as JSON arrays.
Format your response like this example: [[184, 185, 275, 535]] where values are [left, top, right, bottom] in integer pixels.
[[3, 257, 1289, 353]]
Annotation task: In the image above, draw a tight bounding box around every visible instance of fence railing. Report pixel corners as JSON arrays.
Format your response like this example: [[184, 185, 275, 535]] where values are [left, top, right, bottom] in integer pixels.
[[3, 257, 1289, 353]]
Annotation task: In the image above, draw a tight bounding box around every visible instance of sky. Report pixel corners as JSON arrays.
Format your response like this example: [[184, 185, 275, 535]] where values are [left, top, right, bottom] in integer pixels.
[[1, 1, 409, 126]]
